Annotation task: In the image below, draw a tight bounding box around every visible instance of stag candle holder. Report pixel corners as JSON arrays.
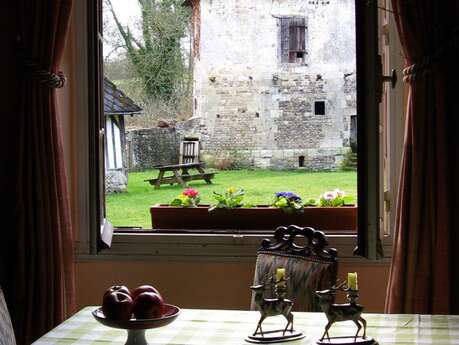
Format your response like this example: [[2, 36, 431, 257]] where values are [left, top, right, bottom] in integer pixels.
[[315, 282, 377, 345], [245, 273, 305, 344]]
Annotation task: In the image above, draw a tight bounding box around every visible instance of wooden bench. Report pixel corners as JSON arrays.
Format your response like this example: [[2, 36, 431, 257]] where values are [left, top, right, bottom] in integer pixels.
[[144, 163, 217, 189]]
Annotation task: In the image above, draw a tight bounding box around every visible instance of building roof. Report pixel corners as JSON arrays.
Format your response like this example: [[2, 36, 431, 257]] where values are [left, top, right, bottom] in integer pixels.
[[104, 78, 142, 116]]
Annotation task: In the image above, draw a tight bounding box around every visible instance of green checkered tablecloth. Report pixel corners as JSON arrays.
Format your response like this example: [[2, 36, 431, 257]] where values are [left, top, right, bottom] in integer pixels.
[[33, 307, 459, 345]]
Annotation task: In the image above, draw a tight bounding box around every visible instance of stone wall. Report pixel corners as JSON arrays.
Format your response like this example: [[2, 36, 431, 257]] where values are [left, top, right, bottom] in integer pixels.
[[188, 0, 356, 170], [126, 128, 180, 171], [105, 169, 128, 193]]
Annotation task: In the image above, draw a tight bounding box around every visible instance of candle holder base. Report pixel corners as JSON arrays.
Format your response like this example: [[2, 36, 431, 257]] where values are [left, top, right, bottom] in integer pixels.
[[316, 336, 377, 345], [245, 329, 305, 343]]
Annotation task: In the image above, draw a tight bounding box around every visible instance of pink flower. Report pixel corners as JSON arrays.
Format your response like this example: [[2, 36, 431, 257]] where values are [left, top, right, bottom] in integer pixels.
[[182, 188, 199, 198], [324, 192, 336, 200]]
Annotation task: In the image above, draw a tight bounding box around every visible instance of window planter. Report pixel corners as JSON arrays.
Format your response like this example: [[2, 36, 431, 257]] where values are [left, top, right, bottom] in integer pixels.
[[150, 205, 356, 233]]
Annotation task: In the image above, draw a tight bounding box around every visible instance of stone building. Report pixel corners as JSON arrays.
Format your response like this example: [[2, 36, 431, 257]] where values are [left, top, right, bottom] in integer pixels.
[[183, 0, 356, 170]]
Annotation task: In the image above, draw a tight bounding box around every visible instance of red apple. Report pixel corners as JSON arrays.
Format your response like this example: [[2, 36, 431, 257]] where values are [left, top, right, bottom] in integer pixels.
[[131, 285, 160, 301], [103, 285, 131, 298], [133, 292, 165, 319], [102, 291, 134, 320]]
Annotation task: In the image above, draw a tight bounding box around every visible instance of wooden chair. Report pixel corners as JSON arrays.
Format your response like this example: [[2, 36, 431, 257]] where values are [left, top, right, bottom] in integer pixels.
[[0, 286, 16, 345], [250, 225, 338, 312]]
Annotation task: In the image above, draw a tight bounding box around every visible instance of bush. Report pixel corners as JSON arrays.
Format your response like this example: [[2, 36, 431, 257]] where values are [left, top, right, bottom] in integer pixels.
[[340, 150, 357, 171], [203, 151, 251, 170]]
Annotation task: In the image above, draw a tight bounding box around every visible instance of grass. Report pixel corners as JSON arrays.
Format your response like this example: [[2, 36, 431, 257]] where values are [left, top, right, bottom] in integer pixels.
[[106, 169, 357, 229]]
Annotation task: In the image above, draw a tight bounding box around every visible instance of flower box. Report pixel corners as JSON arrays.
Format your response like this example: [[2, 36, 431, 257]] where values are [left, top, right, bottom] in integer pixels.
[[150, 204, 357, 233]]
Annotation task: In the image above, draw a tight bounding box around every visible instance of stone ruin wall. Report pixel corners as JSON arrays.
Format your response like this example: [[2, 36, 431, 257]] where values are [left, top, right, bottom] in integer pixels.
[[181, 0, 357, 170], [126, 127, 180, 171]]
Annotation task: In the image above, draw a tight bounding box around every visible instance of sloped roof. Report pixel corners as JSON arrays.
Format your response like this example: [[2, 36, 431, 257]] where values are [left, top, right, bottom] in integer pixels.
[[104, 78, 142, 116]]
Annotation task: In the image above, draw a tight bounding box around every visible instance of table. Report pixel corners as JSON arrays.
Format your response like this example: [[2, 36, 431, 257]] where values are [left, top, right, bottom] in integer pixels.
[[33, 307, 459, 344], [144, 163, 216, 189]]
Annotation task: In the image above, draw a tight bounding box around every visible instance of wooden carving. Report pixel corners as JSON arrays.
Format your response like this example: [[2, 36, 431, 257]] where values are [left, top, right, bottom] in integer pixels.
[[259, 225, 338, 262]]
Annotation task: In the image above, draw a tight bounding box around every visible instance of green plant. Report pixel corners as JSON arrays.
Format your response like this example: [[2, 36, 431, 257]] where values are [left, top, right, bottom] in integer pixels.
[[170, 188, 200, 207], [318, 189, 352, 207], [340, 150, 357, 171], [209, 187, 245, 211], [273, 192, 305, 214]]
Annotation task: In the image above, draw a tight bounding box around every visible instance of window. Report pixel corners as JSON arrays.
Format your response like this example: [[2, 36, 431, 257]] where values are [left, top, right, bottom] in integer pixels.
[[314, 101, 326, 115], [75, 0, 387, 260], [280, 17, 307, 63], [298, 156, 305, 167]]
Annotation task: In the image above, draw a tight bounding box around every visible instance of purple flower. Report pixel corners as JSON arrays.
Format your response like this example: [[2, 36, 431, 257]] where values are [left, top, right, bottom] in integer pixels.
[[275, 191, 302, 201]]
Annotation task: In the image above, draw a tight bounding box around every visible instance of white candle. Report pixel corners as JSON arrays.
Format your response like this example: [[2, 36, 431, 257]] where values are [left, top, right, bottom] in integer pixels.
[[276, 268, 286, 287]]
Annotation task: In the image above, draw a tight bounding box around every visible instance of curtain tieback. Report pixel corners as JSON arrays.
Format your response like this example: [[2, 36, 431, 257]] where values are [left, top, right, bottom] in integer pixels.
[[403, 26, 459, 83], [23, 59, 67, 88]]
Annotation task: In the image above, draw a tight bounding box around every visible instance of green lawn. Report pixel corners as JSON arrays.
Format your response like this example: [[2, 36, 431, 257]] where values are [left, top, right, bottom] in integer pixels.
[[106, 169, 357, 229]]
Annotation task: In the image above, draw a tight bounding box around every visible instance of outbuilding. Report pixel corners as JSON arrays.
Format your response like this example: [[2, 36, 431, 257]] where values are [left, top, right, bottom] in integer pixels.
[[103, 78, 142, 192]]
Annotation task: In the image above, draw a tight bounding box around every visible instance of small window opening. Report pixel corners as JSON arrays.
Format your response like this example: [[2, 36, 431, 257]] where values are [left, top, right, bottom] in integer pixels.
[[255, 112, 260, 118], [216, 114, 220, 118], [299, 155, 305, 167], [296, 52, 304, 59], [314, 101, 326, 115]]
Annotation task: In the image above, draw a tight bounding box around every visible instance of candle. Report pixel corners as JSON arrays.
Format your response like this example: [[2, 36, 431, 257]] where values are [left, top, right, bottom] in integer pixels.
[[276, 268, 286, 287], [347, 272, 358, 290]]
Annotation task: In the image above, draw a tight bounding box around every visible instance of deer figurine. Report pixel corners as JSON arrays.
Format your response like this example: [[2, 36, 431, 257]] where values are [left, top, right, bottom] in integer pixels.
[[250, 281, 294, 337], [315, 283, 367, 341]]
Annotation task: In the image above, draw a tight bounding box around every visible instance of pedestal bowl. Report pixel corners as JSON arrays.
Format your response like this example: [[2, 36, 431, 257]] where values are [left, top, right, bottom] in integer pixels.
[[92, 304, 180, 345]]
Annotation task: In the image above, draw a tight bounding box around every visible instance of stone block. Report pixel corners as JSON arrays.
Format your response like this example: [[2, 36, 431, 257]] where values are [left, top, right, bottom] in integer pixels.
[[105, 170, 127, 194]]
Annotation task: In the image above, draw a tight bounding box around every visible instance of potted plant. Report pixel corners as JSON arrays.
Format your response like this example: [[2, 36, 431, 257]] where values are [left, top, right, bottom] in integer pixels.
[[150, 188, 356, 232], [208, 187, 246, 211], [169, 188, 201, 208]]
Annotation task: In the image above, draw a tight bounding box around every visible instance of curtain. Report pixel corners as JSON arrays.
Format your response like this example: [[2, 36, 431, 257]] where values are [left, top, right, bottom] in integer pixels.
[[11, 1, 76, 343], [385, 1, 459, 314]]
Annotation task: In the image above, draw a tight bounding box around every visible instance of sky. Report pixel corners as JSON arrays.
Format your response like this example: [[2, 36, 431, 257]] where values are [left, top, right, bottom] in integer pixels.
[[107, 0, 140, 26]]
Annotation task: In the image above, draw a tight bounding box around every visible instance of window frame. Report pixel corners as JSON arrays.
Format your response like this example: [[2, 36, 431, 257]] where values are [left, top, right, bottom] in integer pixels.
[[75, 0, 390, 260]]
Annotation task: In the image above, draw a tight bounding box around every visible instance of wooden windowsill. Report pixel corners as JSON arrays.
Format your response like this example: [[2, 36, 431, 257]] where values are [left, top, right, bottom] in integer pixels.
[[76, 231, 392, 262]]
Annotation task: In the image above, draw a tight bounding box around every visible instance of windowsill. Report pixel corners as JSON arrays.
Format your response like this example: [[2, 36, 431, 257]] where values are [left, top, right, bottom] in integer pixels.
[[76, 231, 393, 263], [280, 62, 308, 68]]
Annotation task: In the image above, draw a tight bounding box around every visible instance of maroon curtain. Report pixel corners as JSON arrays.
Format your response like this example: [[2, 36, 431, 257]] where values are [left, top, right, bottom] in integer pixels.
[[11, 1, 76, 343], [385, 1, 459, 314]]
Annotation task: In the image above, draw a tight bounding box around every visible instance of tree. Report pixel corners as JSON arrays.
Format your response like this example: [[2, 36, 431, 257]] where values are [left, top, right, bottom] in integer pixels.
[[105, 0, 191, 102]]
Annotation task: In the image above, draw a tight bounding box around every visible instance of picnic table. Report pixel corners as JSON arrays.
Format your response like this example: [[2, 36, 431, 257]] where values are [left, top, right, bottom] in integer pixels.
[[144, 162, 217, 189]]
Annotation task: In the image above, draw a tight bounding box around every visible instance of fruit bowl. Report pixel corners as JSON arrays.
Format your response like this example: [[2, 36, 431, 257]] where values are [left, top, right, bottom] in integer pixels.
[[92, 304, 180, 345]]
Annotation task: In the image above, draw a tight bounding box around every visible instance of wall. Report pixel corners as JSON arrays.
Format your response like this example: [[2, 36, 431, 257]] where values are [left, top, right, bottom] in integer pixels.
[[190, 0, 356, 169], [126, 127, 180, 171], [76, 260, 390, 312]]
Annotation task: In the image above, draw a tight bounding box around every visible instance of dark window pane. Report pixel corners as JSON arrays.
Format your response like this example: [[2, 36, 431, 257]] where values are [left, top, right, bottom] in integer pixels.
[[314, 101, 326, 115]]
